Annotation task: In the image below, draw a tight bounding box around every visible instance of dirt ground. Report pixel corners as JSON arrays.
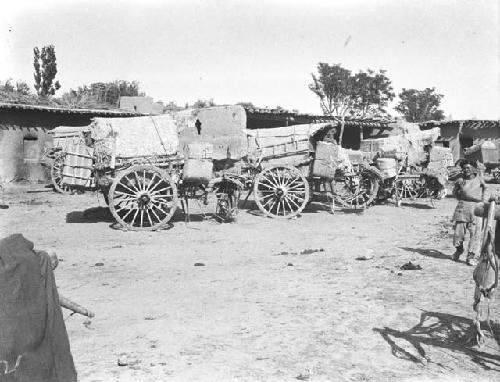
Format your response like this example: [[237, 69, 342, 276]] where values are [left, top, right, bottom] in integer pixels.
[[1, 183, 499, 382]]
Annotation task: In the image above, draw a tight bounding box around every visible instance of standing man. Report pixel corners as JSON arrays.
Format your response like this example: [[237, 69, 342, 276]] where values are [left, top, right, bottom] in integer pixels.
[[452, 160, 487, 266]]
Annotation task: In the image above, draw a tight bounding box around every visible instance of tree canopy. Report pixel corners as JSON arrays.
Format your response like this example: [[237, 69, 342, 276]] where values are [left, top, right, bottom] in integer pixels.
[[395, 87, 445, 122], [33, 45, 61, 96], [59, 80, 144, 109], [309, 63, 395, 119], [191, 99, 217, 109], [0, 78, 55, 105]]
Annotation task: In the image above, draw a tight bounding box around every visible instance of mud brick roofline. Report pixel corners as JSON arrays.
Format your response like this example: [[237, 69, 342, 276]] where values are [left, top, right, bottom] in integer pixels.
[[243, 107, 392, 128], [419, 120, 500, 130], [0, 102, 143, 117]]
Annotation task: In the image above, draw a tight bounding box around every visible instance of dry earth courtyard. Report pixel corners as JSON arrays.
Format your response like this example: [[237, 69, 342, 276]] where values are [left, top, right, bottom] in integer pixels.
[[2, 184, 499, 382]]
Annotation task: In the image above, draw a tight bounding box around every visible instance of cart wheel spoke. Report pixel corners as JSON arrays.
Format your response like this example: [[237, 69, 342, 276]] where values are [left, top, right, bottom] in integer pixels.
[[144, 172, 159, 192], [51, 154, 73, 194]]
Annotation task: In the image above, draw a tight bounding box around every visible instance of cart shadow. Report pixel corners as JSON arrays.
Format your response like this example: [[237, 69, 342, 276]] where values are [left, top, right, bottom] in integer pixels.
[[66, 207, 115, 224], [373, 311, 500, 371], [399, 247, 451, 260], [239, 199, 364, 216], [397, 202, 435, 209], [66, 206, 216, 227]]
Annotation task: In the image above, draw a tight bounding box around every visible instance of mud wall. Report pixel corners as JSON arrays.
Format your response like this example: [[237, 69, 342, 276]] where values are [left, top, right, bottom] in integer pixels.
[[175, 105, 247, 161], [460, 125, 500, 160], [0, 109, 92, 183], [0, 127, 52, 182]]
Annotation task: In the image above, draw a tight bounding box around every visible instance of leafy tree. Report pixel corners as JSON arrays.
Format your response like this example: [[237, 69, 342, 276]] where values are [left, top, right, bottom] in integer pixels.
[[0, 78, 36, 104], [395, 87, 445, 122], [236, 101, 256, 109], [33, 45, 61, 96], [15, 80, 31, 96], [0, 78, 15, 92], [163, 101, 182, 112], [309, 63, 394, 118], [309, 63, 394, 144], [352, 69, 394, 118], [60, 80, 144, 108], [85, 80, 141, 105], [191, 98, 216, 109]]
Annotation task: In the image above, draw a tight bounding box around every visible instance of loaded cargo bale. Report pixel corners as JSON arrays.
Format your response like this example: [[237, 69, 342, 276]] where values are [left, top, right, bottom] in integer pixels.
[[175, 106, 248, 161], [465, 141, 498, 165], [61, 143, 94, 188], [376, 158, 398, 178], [312, 141, 338, 179], [90, 115, 179, 168], [429, 146, 454, 163], [361, 127, 440, 165], [183, 141, 214, 159], [343, 148, 365, 165], [427, 146, 454, 173], [182, 142, 214, 185]]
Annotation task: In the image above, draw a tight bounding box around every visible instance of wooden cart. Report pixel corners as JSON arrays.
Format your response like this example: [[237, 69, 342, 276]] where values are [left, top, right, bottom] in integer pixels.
[[376, 155, 446, 207], [87, 116, 243, 231], [63, 115, 382, 230], [45, 126, 92, 194], [233, 125, 381, 218]]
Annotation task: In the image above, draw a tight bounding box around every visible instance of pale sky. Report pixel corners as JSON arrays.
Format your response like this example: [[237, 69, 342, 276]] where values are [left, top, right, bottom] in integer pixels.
[[0, 0, 498, 119]]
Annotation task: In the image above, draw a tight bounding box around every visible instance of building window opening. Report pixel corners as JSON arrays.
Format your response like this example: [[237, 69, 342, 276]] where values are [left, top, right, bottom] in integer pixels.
[[459, 135, 473, 149]]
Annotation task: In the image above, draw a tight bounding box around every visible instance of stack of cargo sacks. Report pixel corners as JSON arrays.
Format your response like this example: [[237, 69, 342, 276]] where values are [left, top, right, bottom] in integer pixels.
[[312, 141, 338, 179], [428, 146, 454, 169], [425, 146, 454, 186], [182, 142, 214, 185], [312, 142, 354, 178], [360, 127, 440, 165]]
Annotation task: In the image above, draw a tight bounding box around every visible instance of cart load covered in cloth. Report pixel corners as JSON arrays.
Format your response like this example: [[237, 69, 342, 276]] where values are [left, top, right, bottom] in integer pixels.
[[90, 115, 179, 167]]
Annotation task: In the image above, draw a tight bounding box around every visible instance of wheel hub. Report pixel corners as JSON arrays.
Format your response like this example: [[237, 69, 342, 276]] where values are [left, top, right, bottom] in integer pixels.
[[138, 193, 151, 208], [275, 187, 286, 198]]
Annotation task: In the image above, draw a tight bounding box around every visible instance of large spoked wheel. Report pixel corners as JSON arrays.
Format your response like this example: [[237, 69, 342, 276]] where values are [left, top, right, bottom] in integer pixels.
[[108, 165, 178, 231], [51, 153, 72, 194], [333, 170, 379, 209], [253, 165, 310, 218]]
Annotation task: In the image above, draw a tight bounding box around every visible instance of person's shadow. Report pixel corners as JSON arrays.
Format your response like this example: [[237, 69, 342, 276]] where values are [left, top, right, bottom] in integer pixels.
[[399, 247, 451, 260], [374, 311, 500, 371]]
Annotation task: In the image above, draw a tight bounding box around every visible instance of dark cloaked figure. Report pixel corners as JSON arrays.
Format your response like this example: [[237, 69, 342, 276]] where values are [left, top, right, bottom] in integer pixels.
[[195, 119, 202, 135], [0, 234, 77, 382]]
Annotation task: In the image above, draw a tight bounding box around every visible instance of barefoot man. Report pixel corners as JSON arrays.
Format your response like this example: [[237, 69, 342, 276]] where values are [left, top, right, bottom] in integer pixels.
[[452, 160, 487, 266]]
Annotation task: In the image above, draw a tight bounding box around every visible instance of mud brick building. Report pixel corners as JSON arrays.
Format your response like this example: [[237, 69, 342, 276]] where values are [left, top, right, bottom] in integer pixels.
[[0, 103, 139, 183], [420, 120, 500, 162], [119, 96, 164, 115]]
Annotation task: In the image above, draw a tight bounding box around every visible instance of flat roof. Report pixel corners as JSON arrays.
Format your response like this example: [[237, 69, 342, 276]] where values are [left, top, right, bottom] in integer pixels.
[[244, 107, 393, 128], [0, 102, 143, 117], [420, 120, 500, 129]]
